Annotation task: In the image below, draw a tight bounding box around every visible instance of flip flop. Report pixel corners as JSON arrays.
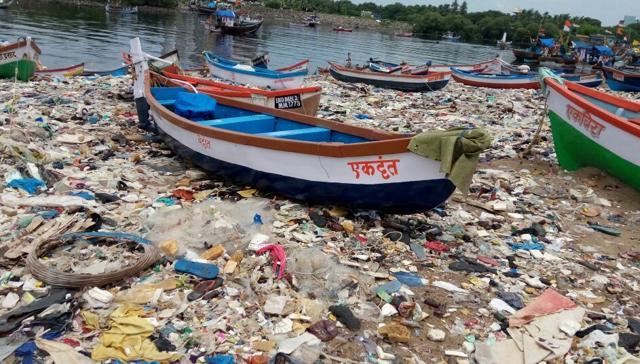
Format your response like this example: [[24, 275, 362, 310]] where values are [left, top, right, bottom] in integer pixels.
[[187, 277, 224, 301], [175, 259, 219, 279]]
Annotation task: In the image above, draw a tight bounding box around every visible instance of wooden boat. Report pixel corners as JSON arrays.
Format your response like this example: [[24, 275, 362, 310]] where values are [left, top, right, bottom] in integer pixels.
[[88, 49, 180, 77], [602, 66, 640, 92], [105, 4, 138, 14], [159, 68, 322, 116], [541, 69, 640, 191], [452, 66, 604, 89], [34, 63, 84, 79], [204, 52, 309, 90], [333, 27, 353, 32], [304, 15, 319, 27], [220, 19, 263, 35], [82, 65, 128, 77], [329, 61, 450, 92], [368, 60, 403, 73], [513, 48, 539, 61], [395, 32, 413, 37], [194, 4, 217, 14], [451, 67, 539, 89], [0, 38, 41, 81], [131, 40, 463, 212], [374, 58, 499, 75], [559, 72, 603, 88], [441, 32, 460, 42], [0, 0, 15, 8], [540, 56, 577, 65]]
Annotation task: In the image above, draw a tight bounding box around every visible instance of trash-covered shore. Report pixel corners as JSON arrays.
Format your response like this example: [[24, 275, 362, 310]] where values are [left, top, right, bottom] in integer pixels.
[[0, 73, 639, 363]]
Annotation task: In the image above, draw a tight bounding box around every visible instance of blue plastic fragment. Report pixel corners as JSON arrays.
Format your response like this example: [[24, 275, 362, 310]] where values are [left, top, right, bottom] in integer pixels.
[[206, 354, 235, 364], [508, 242, 544, 251], [371, 279, 402, 294], [61, 231, 153, 246], [354, 113, 371, 119], [253, 213, 263, 225], [68, 191, 95, 200], [15, 331, 61, 363], [392, 271, 426, 287], [7, 178, 45, 194], [175, 259, 219, 279], [38, 210, 60, 220]]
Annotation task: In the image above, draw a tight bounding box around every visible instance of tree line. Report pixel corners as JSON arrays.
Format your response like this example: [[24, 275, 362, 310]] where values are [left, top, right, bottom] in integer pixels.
[[265, 0, 633, 46]]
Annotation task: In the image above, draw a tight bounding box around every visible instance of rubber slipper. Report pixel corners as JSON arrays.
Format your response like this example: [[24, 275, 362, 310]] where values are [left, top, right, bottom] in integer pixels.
[[0, 288, 70, 334], [175, 259, 219, 279], [187, 277, 224, 301]]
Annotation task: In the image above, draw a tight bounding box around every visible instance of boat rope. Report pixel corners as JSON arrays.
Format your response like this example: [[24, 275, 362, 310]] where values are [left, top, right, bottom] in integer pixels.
[[522, 96, 548, 157]]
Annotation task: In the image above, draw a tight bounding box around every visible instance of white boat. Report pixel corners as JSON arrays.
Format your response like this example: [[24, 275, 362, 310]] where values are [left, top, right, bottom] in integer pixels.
[[203, 52, 309, 90]]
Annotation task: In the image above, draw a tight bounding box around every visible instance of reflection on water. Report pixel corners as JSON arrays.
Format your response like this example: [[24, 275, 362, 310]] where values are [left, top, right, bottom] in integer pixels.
[[2, 1, 514, 70]]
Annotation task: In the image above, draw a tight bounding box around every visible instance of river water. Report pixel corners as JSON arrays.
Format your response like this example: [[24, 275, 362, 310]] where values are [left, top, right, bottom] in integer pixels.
[[2, 0, 513, 71]]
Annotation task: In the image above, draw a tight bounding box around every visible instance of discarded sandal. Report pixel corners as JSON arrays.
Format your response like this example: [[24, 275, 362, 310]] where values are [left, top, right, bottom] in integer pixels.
[[187, 277, 224, 301], [175, 259, 219, 279]]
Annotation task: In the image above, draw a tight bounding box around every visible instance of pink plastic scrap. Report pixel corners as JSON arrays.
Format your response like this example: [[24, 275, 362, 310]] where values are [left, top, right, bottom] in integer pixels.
[[509, 288, 577, 327], [256, 244, 287, 280]]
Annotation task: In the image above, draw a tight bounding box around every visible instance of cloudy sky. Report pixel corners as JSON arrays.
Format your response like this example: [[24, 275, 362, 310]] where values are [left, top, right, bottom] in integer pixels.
[[358, 0, 640, 26]]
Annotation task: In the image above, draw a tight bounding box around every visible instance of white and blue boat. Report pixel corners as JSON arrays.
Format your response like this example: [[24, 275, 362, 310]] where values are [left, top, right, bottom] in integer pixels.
[[602, 66, 640, 92], [204, 52, 309, 90], [130, 40, 467, 213]]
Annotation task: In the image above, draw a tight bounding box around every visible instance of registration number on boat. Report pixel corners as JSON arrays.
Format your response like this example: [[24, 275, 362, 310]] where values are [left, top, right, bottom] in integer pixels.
[[0, 51, 17, 61], [612, 72, 624, 82], [275, 94, 302, 109]]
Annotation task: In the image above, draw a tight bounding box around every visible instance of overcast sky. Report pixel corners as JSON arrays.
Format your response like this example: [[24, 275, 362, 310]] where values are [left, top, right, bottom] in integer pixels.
[[357, 0, 640, 26]]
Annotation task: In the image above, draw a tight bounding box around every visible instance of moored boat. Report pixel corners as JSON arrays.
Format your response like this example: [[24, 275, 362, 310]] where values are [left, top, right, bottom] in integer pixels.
[[159, 68, 322, 116], [204, 52, 309, 90], [333, 27, 353, 32], [105, 4, 138, 14], [540, 69, 640, 191], [441, 31, 460, 42], [601, 66, 640, 92], [34, 63, 84, 79], [452, 65, 604, 89], [131, 39, 488, 213], [329, 61, 450, 92], [451, 67, 539, 89], [512, 48, 539, 62], [382, 57, 500, 75], [0, 0, 15, 8], [395, 32, 413, 37], [0, 38, 41, 81]]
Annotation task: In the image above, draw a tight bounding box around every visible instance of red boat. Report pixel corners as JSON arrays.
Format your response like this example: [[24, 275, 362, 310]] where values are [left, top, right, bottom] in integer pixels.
[[159, 67, 322, 116]]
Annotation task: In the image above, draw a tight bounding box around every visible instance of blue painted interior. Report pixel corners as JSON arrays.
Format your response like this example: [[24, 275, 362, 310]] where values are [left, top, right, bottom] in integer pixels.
[[452, 67, 537, 80], [151, 87, 369, 143], [573, 90, 640, 119], [203, 52, 308, 79]]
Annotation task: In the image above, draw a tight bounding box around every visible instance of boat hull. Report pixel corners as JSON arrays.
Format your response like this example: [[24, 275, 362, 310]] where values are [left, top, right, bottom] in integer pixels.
[[329, 63, 450, 92], [34, 63, 84, 79], [154, 123, 455, 213], [602, 67, 640, 92], [545, 80, 640, 190], [220, 21, 263, 35], [207, 61, 305, 90], [451, 69, 539, 89], [0, 39, 41, 81], [0, 60, 36, 81]]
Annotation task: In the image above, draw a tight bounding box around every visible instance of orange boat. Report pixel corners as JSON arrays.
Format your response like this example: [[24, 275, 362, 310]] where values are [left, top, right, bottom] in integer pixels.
[[159, 67, 322, 116]]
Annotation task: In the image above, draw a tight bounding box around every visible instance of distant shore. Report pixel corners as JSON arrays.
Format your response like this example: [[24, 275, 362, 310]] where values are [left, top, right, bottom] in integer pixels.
[[34, 0, 412, 32]]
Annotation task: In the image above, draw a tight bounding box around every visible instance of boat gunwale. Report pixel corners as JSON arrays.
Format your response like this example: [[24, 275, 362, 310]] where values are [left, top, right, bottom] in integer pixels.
[[451, 67, 538, 80], [205, 52, 307, 79], [162, 70, 321, 96], [0, 39, 42, 56], [602, 66, 640, 79], [545, 78, 640, 137], [35, 62, 84, 74], [146, 71, 412, 158]]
